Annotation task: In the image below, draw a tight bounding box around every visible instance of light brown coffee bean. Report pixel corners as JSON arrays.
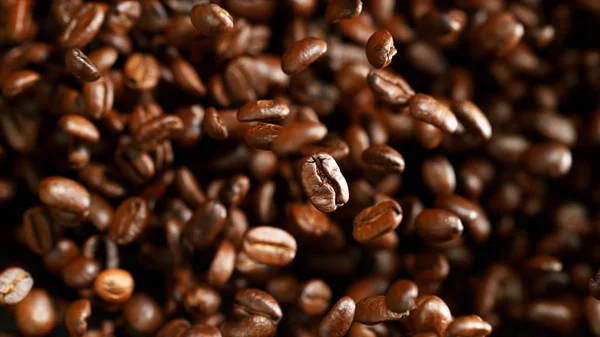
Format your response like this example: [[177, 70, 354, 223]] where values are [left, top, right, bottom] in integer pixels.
[[366, 30, 396, 69], [299, 279, 332, 316], [282, 37, 328, 75], [353, 200, 403, 243], [325, 0, 363, 23], [318, 296, 356, 337], [386, 279, 418, 313], [94, 268, 134, 303], [415, 208, 463, 243], [362, 144, 405, 173], [0, 267, 34, 305], [244, 123, 282, 150], [422, 156, 456, 196], [191, 4, 234, 37], [243, 226, 297, 267], [238, 100, 290, 122], [272, 121, 328, 156], [367, 69, 414, 105], [2, 70, 40, 98], [409, 94, 458, 134], [354, 295, 408, 325], [59, 4, 106, 49], [124, 53, 160, 91]]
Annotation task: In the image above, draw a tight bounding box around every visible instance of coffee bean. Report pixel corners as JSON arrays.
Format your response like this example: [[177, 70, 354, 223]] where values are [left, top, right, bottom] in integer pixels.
[[94, 268, 134, 303], [2, 69, 40, 98], [354, 295, 408, 325], [242, 226, 297, 267], [181, 324, 221, 337], [385, 279, 418, 313], [238, 100, 290, 122], [272, 121, 328, 156], [318, 296, 355, 337], [183, 284, 221, 316], [221, 315, 276, 337], [123, 293, 164, 334], [65, 299, 91, 336], [367, 69, 414, 105], [353, 200, 403, 243], [473, 11, 523, 57], [124, 53, 160, 91], [207, 240, 236, 287], [58, 115, 100, 144], [83, 76, 114, 120], [0, 267, 33, 305], [191, 4, 234, 37], [233, 288, 282, 323], [408, 296, 453, 336], [39, 176, 91, 221], [422, 156, 456, 196], [445, 315, 492, 337], [527, 297, 579, 333], [362, 144, 405, 173], [184, 200, 227, 249], [282, 37, 328, 75], [523, 142, 572, 177], [244, 123, 282, 150], [325, 0, 363, 23], [299, 279, 332, 316], [43, 239, 80, 274], [451, 100, 492, 140], [133, 115, 183, 151], [109, 197, 149, 245], [15, 289, 56, 337], [23, 206, 55, 255], [289, 201, 331, 238], [415, 208, 463, 243], [156, 319, 191, 337], [171, 58, 207, 97], [62, 256, 100, 289], [203, 107, 229, 140], [585, 296, 600, 337], [65, 48, 100, 82], [366, 30, 396, 69], [523, 255, 562, 273], [300, 152, 349, 213], [409, 94, 458, 134]]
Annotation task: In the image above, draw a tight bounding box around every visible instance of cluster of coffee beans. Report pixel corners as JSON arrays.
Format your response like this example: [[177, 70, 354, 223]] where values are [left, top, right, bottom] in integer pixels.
[[0, 0, 600, 336]]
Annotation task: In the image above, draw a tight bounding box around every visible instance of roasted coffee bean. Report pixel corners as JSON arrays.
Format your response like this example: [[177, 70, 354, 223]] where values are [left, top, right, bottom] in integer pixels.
[[133, 115, 183, 151], [353, 200, 402, 243], [0, 267, 33, 305], [385, 279, 418, 313], [233, 288, 282, 323], [58, 115, 100, 144], [185, 200, 227, 249], [183, 284, 221, 316], [191, 4, 234, 37], [272, 121, 328, 155], [362, 144, 405, 173], [422, 156, 456, 196], [300, 152, 349, 213], [445, 315, 492, 337], [39, 176, 91, 221], [367, 69, 414, 105], [207, 240, 236, 287], [94, 268, 134, 303], [59, 4, 105, 48], [15, 289, 56, 337], [299, 279, 332, 316], [238, 100, 290, 122], [523, 142, 572, 177], [325, 0, 363, 23], [451, 100, 492, 140], [354, 295, 408, 325], [527, 297, 580, 333], [156, 319, 191, 337], [220, 174, 251, 206], [171, 58, 206, 97], [175, 166, 206, 208], [203, 107, 229, 140], [65, 299, 91, 336], [109, 197, 149, 245], [318, 296, 355, 337], [124, 53, 160, 91], [409, 94, 458, 134], [408, 296, 453, 336], [282, 37, 328, 75], [473, 11, 524, 57], [65, 48, 100, 82], [243, 226, 297, 267], [62, 256, 100, 289], [2, 70, 40, 98], [22, 206, 55, 255], [123, 293, 164, 334], [83, 77, 114, 120], [366, 30, 396, 69], [43, 239, 80, 274], [415, 209, 463, 243], [221, 315, 276, 337], [244, 123, 282, 150], [181, 324, 221, 337], [289, 201, 331, 238]]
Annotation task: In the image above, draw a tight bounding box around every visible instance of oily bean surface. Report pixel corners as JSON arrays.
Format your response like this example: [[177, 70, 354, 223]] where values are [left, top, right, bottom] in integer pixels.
[[282, 37, 328, 75], [242, 226, 297, 267], [353, 200, 403, 243]]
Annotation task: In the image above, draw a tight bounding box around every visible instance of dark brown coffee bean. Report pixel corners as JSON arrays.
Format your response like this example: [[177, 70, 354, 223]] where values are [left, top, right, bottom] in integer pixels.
[[58, 115, 100, 144], [202, 107, 229, 140], [123, 293, 164, 334], [289, 201, 331, 238], [244, 123, 282, 150], [43, 239, 80, 274], [385, 279, 418, 313], [414, 120, 443, 149], [473, 11, 524, 57], [181, 324, 221, 337], [0, 267, 33, 305], [243, 226, 297, 267], [300, 152, 348, 213], [318, 296, 355, 337], [353, 200, 402, 243], [415, 209, 463, 243], [15, 289, 56, 337], [221, 315, 276, 337], [133, 115, 183, 151], [282, 37, 328, 75], [299, 279, 332, 316], [220, 174, 251, 206], [175, 166, 206, 208], [65, 299, 91, 336], [2, 70, 40, 98], [94, 268, 134, 303], [185, 200, 227, 249], [434, 194, 480, 223], [325, 0, 363, 23], [408, 296, 453, 336], [59, 4, 106, 48], [62, 256, 101, 289], [355, 295, 408, 325], [83, 77, 114, 120], [124, 53, 160, 91], [156, 319, 191, 337], [183, 284, 221, 316], [445, 315, 492, 337], [451, 100, 492, 140], [367, 69, 414, 105], [23, 206, 55, 255], [523, 142, 572, 178], [362, 144, 405, 173], [171, 58, 207, 97], [486, 133, 530, 166], [585, 296, 600, 336], [109, 197, 149, 245], [422, 156, 456, 196], [238, 100, 290, 122], [366, 30, 396, 69], [527, 297, 579, 333], [272, 121, 328, 156], [87, 46, 118, 73], [523, 255, 562, 273], [409, 94, 458, 134], [191, 4, 234, 37], [65, 48, 100, 83], [207, 240, 236, 287], [233, 288, 282, 323], [39, 176, 91, 221]]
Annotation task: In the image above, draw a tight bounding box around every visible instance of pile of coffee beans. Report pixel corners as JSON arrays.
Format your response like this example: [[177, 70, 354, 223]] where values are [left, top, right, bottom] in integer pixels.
[[0, 0, 600, 336]]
